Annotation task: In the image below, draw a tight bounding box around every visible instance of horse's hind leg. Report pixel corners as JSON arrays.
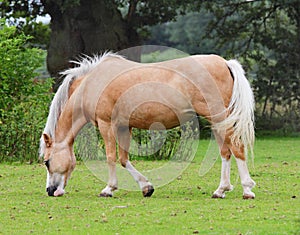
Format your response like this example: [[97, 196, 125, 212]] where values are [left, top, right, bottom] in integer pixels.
[[98, 121, 118, 197], [117, 127, 154, 197], [230, 143, 256, 199], [212, 131, 234, 198]]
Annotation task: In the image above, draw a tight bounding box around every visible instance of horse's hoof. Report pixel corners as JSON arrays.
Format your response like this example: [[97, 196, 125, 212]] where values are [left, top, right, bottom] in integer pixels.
[[243, 194, 255, 199], [212, 193, 225, 199], [212, 190, 225, 199], [98, 193, 112, 197], [142, 185, 154, 197]]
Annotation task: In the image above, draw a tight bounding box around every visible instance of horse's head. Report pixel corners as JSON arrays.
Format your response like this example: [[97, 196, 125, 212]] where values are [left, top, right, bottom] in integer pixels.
[[42, 133, 76, 196]]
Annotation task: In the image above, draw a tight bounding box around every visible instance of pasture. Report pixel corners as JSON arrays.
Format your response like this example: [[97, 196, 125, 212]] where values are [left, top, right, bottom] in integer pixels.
[[0, 138, 299, 234]]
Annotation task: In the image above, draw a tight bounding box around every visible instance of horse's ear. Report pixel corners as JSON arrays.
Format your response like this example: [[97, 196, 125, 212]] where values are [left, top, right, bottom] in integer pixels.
[[43, 133, 52, 148]]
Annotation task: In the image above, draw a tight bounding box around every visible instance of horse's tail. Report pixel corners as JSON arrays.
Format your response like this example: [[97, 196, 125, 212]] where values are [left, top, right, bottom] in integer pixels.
[[214, 59, 255, 158]]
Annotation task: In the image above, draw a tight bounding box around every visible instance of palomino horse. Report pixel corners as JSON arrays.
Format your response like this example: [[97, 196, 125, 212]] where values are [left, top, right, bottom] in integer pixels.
[[40, 52, 255, 199]]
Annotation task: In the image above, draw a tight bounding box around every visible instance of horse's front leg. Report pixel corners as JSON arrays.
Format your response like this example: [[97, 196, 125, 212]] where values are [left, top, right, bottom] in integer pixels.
[[117, 127, 154, 197], [98, 121, 118, 197]]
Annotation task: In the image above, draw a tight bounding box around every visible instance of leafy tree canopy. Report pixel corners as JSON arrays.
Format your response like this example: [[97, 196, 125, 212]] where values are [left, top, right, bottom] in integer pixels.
[[0, 0, 50, 48], [201, 0, 300, 130], [0, 0, 199, 44], [0, 0, 201, 80]]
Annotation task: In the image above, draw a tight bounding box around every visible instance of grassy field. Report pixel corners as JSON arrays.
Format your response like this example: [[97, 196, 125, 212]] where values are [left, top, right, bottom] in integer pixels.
[[0, 138, 299, 234]]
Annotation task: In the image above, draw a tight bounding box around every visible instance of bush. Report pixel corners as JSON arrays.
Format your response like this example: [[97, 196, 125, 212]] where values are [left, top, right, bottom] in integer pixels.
[[75, 119, 202, 162], [0, 22, 53, 163], [130, 120, 199, 161]]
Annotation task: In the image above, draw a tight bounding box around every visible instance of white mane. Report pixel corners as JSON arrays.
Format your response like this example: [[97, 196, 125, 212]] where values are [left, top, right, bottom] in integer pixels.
[[39, 52, 123, 157]]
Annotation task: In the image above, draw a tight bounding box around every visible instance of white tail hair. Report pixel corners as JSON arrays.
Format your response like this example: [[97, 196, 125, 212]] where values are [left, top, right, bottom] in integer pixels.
[[214, 59, 255, 158]]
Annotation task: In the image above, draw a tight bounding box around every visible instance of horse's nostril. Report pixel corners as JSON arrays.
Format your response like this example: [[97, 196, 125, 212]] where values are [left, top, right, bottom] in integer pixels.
[[46, 186, 57, 196]]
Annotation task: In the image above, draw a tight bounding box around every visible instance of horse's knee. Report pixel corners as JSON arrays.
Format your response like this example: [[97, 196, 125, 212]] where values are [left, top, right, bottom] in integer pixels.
[[220, 145, 231, 160], [119, 146, 129, 168], [120, 158, 127, 168], [106, 154, 117, 167], [225, 137, 245, 160], [230, 145, 246, 161]]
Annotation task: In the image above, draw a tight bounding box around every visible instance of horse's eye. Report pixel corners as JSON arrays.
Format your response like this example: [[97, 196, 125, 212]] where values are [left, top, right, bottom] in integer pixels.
[[44, 160, 50, 169]]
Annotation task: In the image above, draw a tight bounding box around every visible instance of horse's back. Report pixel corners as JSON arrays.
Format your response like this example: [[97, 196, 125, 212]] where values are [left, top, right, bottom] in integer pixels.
[[76, 54, 233, 127]]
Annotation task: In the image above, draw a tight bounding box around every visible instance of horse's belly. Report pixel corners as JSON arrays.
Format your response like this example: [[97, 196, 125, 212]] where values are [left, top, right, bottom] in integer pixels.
[[122, 102, 195, 130]]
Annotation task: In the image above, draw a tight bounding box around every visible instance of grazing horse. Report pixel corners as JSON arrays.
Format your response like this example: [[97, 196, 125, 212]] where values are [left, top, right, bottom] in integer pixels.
[[39, 52, 256, 199]]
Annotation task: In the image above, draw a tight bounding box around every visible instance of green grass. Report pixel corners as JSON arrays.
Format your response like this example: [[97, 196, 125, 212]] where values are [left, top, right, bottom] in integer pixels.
[[0, 138, 299, 234]]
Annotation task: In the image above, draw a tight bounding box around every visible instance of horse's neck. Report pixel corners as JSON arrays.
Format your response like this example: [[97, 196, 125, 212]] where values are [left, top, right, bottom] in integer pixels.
[[55, 93, 87, 145], [69, 76, 85, 97]]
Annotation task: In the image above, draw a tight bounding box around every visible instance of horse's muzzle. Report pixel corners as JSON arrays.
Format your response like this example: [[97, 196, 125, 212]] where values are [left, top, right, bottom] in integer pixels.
[[47, 186, 57, 196]]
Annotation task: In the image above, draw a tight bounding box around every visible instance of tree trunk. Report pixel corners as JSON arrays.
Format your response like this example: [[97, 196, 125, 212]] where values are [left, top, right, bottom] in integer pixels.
[[42, 0, 130, 90]]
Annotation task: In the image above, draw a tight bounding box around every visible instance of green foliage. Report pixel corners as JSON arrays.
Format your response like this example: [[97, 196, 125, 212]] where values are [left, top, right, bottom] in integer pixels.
[[0, 0, 50, 48], [49, 0, 80, 12], [0, 22, 53, 162], [141, 48, 189, 62], [130, 120, 199, 161], [147, 11, 223, 55], [116, 0, 198, 25], [21, 21, 50, 49], [74, 120, 200, 162], [0, 0, 42, 19], [202, 0, 300, 132]]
